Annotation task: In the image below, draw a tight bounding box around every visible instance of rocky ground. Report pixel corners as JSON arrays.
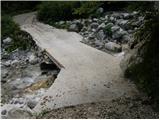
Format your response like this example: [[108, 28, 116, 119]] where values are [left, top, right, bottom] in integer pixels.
[[1, 37, 60, 119], [55, 10, 143, 54], [37, 95, 158, 119]]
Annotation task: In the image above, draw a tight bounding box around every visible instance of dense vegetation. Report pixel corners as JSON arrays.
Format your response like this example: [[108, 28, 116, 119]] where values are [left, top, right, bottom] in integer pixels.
[[1, 1, 39, 52], [1, 1, 39, 16], [125, 2, 159, 111], [37, 1, 133, 24], [1, 15, 34, 52], [1, 15, 19, 40], [37, 1, 104, 25]]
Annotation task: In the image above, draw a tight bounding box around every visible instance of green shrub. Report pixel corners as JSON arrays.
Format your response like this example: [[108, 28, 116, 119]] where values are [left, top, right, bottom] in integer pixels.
[[1, 15, 20, 40], [37, 1, 79, 23], [37, 1, 105, 26], [73, 2, 103, 18], [5, 30, 35, 53], [125, 2, 159, 111], [1, 15, 34, 52], [53, 22, 70, 29], [104, 24, 112, 37], [1, 1, 40, 16]]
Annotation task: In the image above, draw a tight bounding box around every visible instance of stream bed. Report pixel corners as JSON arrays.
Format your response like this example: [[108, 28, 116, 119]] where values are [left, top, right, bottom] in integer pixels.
[[1, 45, 60, 118]]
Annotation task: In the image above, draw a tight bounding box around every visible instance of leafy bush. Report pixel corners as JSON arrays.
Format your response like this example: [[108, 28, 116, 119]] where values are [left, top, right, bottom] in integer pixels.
[[37, 1, 105, 25], [1, 1, 40, 16], [37, 1, 79, 23], [53, 22, 70, 29], [73, 2, 103, 18], [1, 15, 20, 40], [1, 15, 34, 52], [104, 24, 113, 37], [125, 1, 159, 111], [4, 30, 35, 53], [1, 1, 38, 52], [127, 1, 157, 14]]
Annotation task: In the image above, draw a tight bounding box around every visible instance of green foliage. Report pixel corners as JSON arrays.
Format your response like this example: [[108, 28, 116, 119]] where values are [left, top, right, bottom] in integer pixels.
[[1, 1, 38, 52], [1, 15, 34, 53], [5, 31, 34, 53], [104, 25, 112, 37], [37, 1, 104, 26], [37, 1, 79, 23], [1, 15, 20, 40], [125, 2, 159, 111], [127, 1, 157, 14], [104, 1, 129, 11], [1, 1, 40, 16], [54, 23, 70, 30], [73, 2, 103, 18]]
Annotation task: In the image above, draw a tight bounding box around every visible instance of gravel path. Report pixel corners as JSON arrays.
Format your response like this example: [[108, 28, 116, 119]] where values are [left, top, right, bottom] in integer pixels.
[[37, 95, 158, 119]]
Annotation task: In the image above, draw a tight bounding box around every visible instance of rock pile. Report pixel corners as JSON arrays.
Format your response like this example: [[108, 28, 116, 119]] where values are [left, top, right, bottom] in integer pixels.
[[55, 11, 144, 53]]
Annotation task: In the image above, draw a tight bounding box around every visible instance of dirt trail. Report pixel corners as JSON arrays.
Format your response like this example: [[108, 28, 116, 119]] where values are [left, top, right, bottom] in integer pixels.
[[14, 12, 140, 113]]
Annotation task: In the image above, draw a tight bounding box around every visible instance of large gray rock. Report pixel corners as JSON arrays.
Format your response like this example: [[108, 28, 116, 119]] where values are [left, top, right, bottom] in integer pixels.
[[3, 37, 12, 45], [96, 30, 106, 40], [27, 100, 37, 109], [105, 42, 122, 52], [116, 19, 128, 29], [105, 15, 109, 20], [131, 16, 144, 27], [106, 23, 114, 28], [68, 24, 79, 32], [10, 49, 28, 61], [98, 23, 106, 30], [109, 16, 116, 22], [6, 108, 33, 119], [3, 60, 12, 67], [68, 22, 83, 32], [59, 21, 65, 25], [1, 109, 7, 115], [132, 11, 139, 16], [96, 7, 104, 14], [122, 35, 131, 43], [1, 104, 34, 119], [112, 12, 123, 19], [81, 26, 87, 32], [90, 22, 99, 29], [91, 28, 97, 32], [28, 53, 38, 65], [100, 17, 105, 21], [1, 78, 8, 83], [72, 19, 81, 24], [111, 25, 120, 32], [2, 69, 8, 79], [94, 40, 104, 47], [93, 18, 98, 22], [122, 13, 133, 19], [11, 59, 19, 66], [88, 32, 95, 40], [112, 29, 128, 39], [1, 50, 10, 59]]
